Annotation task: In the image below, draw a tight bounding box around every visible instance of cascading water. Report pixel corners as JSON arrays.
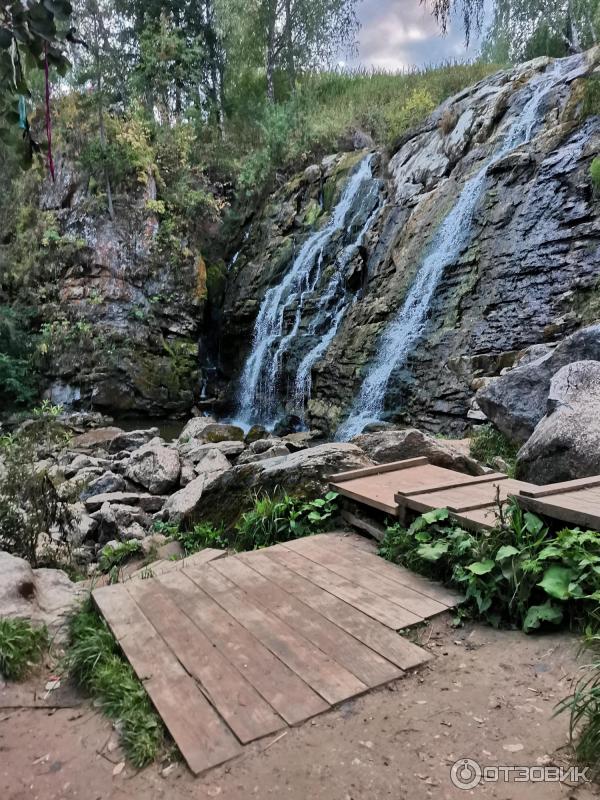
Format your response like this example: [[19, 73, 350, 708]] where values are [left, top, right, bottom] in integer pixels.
[[236, 154, 381, 425], [335, 58, 576, 441]]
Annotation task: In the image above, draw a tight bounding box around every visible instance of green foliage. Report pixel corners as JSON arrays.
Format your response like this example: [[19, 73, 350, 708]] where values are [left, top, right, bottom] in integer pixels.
[[582, 77, 600, 119], [67, 599, 166, 766], [234, 490, 338, 551], [0, 618, 48, 681], [469, 423, 519, 475], [590, 157, 600, 196], [174, 522, 229, 554], [0, 423, 74, 567], [98, 540, 142, 573], [557, 624, 600, 771], [380, 504, 600, 632], [0, 305, 39, 408]]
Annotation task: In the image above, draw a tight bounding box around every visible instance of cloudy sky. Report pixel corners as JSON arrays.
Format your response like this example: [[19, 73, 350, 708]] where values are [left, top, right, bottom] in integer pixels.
[[348, 0, 489, 70]]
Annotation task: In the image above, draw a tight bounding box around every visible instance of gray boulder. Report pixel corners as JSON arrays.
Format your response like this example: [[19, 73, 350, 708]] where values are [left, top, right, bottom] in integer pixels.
[[0, 551, 85, 639], [186, 443, 373, 527], [108, 428, 160, 453], [179, 439, 245, 461], [80, 470, 126, 500], [516, 360, 600, 484], [160, 474, 209, 524], [351, 428, 484, 475], [84, 492, 165, 513], [126, 444, 181, 494], [477, 325, 600, 444], [71, 426, 125, 451], [237, 444, 291, 464], [193, 448, 231, 480], [178, 416, 217, 443]]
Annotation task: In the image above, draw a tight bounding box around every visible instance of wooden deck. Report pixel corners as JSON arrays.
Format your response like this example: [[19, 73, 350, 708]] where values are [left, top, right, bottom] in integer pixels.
[[93, 532, 461, 775], [329, 459, 600, 531]]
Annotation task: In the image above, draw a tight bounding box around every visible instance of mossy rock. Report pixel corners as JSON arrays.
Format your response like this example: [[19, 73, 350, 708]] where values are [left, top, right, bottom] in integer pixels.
[[202, 423, 245, 443], [303, 199, 322, 227]]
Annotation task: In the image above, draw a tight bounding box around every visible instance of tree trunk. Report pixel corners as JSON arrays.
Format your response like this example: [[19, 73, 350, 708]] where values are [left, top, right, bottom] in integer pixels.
[[284, 0, 295, 93]]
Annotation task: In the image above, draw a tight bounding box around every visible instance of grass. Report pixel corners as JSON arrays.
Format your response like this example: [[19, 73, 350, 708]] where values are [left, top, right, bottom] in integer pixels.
[[67, 599, 166, 767], [557, 626, 600, 773], [0, 618, 48, 680], [98, 540, 142, 574], [469, 423, 519, 476]]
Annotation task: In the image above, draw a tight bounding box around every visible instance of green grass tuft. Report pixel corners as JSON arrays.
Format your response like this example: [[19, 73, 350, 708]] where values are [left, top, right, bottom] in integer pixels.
[[0, 618, 48, 680], [469, 423, 519, 476], [67, 599, 166, 767]]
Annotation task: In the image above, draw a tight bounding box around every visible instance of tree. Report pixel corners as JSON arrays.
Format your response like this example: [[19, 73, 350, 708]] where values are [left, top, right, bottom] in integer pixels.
[[0, 0, 74, 162]]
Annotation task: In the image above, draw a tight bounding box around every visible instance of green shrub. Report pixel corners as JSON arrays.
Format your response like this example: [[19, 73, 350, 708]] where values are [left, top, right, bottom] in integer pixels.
[[591, 157, 600, 195], [98, 540, 142, 574], [582, 76, 600, 118], [469, 423, 519, 475], [0, 305, 39, 408], [67, 599, 166, 766], [174, 522, 229, 555], [0, 618, 48, 680], [0, 424, 74, 567], [234, 491, 338, 551], [557, 625, 600, 771], [380, 504, 600, 632]]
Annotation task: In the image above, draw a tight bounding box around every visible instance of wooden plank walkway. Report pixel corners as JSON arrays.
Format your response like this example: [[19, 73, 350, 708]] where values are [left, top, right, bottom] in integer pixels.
[[93, 532, 458, 775], [329, 459, 600, 531]]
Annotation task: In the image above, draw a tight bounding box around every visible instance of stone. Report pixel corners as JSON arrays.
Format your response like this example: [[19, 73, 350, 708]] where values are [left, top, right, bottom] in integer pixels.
[[121, 522, 147, 541], [141, 533, 169, 556], [178, 416, 217, 443], [108, 428, 160, 453], [178, 440, 245, 460], [80, 471, 127, 501], [0, 551, 85, 639], [245, 425, 270, 444], [477, 325, 600, 444], [273, 415, 302, 437], [110, 504, 152, 530], [200, 423, 245, 444], [71, 427, 125, 451], [125, 445, 181, 494], [160, 475, 208, 524], [68, 503, 98, 545], [179, 460, 196, 486], [516, 360, 600, 484], [193, 448, 231, 480], [63, 454, 99, 478], [237, 444, 291, 464], [189, 443, 373, 527], [248, 438, 283, 455], [84, 492, 165, 513], [351, 428, 485, 475]]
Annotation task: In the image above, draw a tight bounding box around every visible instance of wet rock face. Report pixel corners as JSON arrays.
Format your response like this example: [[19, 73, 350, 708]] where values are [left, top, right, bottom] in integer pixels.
[[34, 165, 204, 417], [223, 51, 600, 437]]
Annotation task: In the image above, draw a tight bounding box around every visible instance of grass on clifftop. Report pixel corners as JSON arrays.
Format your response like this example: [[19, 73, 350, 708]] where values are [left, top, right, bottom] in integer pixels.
[[0, 618, 48, 680], [67, 599, 167, 767]]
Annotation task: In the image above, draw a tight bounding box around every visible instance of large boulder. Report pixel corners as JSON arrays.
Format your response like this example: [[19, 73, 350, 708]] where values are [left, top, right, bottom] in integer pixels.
[[71, 426, 125, 451], [477, 325, 600, 444], [80, 470, 127, 500], [108, 428, 160, 453], [516, 360, 600, 484], [351, 428, 484, 475], [179, 443, 374, 527], [193, 448, 231, 480], [0, 551, 85, 639], [178, 416, 217, 443], [160, 475, 210, 524], [125, 444, 181, 494]]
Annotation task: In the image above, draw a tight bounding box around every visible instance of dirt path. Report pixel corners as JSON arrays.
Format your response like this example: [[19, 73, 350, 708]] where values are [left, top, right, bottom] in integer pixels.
[[1, 615, 598, 800]]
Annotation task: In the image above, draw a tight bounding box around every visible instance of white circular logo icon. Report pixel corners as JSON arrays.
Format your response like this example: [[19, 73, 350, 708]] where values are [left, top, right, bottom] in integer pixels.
[[450, 758, 482, 790]]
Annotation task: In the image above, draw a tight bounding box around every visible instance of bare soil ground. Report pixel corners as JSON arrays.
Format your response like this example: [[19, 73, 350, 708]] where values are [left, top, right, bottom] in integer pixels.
[[1, 614, 598, 800]]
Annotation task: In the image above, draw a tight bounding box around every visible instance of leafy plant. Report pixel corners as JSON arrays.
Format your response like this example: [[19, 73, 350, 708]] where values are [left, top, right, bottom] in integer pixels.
[[591, 157, 600, 196], [98, 540, 142, 574], [557, 623, 600, 771], [0, 619, 48, 681], [67, 599, 166, 766], [469, 423, 519, 475], [175, 522, 229, 555], [380, 503, 600, 632], [234, 490, 338, 551], [0, 424, 74, 567]]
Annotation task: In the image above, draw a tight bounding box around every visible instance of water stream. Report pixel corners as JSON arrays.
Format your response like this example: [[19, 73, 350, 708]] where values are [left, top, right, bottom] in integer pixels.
[[236, 154, 381, 425], [335, 58, 576, 440]]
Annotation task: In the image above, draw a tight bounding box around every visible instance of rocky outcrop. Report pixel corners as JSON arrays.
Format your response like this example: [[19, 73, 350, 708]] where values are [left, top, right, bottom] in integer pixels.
[[516, 360, 600, 483], [170, 443, 374, 526], [221, 50, 600, 437], [0, 551, 84, 638], [477, 325, 600, 443], [125, 444, 181, 493], [351, 428, 484, 475]]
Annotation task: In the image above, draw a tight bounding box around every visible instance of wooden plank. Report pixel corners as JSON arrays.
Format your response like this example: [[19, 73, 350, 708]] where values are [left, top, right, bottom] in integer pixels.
[[341, 509, 386, 542], [92, 583, 241, 774], [395, 472, 507, 500], [126, 579, 284, 744], [517, 494, 600, 530], [306, 534, 463, 608], [520, 476, 600, 498], [266, 545, 422, 629], [129, 548, 226, 580], [240, 550, 430, 671], [286, 537, 448, 619], [213, 556, 402, 688], [329, 457, 430, 483], [184, 564, 368, 705], [157, 570, 328, 725]]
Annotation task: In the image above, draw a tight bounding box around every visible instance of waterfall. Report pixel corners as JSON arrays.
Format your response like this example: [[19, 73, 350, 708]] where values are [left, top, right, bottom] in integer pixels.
[[336, 58, 576, 441], [236, 154, 380, 425]]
